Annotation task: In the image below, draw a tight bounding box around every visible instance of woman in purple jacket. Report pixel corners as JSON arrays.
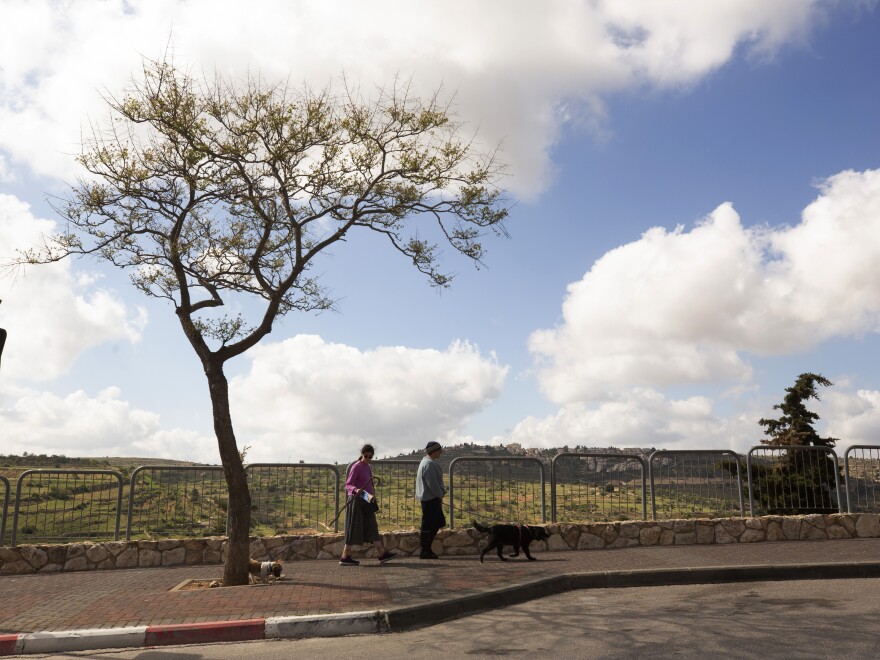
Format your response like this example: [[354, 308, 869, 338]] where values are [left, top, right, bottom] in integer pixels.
[[339, 444, 396, 565]]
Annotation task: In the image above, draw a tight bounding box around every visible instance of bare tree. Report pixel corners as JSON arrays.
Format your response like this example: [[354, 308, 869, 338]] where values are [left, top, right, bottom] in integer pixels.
[[21, 59, 508, 585]]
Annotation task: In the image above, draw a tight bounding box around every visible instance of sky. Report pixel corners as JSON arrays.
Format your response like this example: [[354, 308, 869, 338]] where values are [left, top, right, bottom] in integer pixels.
[[1, 0, 880, 464]]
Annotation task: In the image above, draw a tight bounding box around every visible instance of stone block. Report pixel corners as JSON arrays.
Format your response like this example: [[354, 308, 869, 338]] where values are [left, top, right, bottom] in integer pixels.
[[185, 546, 204, 565], [578, 533, 605, 550], [249, 539, 267, 559], [264, 536, 286, 549], [834, 515, 856, 536], [721, 520, 745, 537], [47, 546, 67, 565], [86, 545, 110, 564], [41, 563, 62, 573], [162, 547, 186, 565], [674, 532, 696, 545], [116, 547, 138, 568], [695, 523, 715, 545], [444, 531, 476, 547], [204, 548, 222, 564], [97, 559, 115, 570], [827, 525, 850, 540], [744, 518, 764, 530], [66, 543, 86, 559], [0, 560, 34, 575], [740, 528, 764, 543], [609, 537, 639, 548], [639, 526, 662, 546], [620, 523, 641, 539], [856, 514, 880, 538], [64, 557, 87, 572], [320, 540, 346, 557], [138, 548, 162, 567], [766, 522, 785, 542], [397, 535, 421, 553], [105, 542, 130, 556], [0, 547, 20, 562], [601, 525, 619, 544], [799, 522, 828, 541], [658, 529, 676, 546], [673, 520, 695, 533], [561, 525, 581, 547], [158, 540, 181, 552], [206, 538, 225, 550], [546, 533, 571, 551], [782, 517, 802, 540], [20, 546, 49, 569], [715, 525, 736, 544], [286, 537, 319, 559]]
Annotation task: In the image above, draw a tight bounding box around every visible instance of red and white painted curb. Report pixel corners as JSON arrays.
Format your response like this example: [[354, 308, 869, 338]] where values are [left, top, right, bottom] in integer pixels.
[[0, 612, 385, 655]]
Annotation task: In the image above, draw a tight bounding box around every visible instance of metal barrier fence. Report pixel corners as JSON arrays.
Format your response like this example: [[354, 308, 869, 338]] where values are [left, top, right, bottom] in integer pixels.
[[247, 464, 340, 534], [126, 465, 227, 541], [550, 453, 646, 522], [345, 460, 423, 531], [448, 457, 545, 529], [0, 475, 9, 546], [4, 446, 880, 545], [649, 450, 744, 519], [843, 446, 880, 513], [746, 446, 843, 516], [11, 470, 124, 546]]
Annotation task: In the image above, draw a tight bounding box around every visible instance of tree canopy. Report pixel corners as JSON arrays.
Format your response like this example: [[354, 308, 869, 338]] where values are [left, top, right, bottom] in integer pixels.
[[20, 59, 509, 584], [759, 372, 838, 448]]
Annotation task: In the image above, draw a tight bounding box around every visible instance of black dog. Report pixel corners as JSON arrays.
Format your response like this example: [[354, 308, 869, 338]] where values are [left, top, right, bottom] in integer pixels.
[[472, 520, 550, 563]]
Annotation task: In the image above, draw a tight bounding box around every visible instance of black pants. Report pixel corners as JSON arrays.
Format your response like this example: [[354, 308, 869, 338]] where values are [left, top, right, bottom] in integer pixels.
[[0, 328, 6, 370], [420, 497, 446, 533]]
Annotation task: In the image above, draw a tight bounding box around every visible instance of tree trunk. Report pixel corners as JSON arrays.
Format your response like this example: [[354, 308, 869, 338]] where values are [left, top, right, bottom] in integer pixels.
[[204, 358, 251, 586]]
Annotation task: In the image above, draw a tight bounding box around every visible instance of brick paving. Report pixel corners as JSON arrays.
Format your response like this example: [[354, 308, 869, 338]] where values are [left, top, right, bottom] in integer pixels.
[[2, 538, 879, 633]]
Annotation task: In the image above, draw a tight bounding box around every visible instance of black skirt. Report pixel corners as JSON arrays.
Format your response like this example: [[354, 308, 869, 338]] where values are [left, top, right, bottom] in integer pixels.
[[344, 495, 380, 545]]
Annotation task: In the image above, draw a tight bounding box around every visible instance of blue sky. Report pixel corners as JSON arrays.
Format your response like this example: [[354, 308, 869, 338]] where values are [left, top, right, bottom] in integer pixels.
[[1, 1, 880, 463]]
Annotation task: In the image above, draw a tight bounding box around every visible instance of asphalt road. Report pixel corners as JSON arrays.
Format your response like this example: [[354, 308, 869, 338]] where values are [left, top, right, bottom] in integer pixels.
[[57, 578, 880, 659]]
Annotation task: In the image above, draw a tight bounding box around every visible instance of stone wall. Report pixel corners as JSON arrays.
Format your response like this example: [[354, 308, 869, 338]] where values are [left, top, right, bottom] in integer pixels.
[[2, 513, 878, 575]]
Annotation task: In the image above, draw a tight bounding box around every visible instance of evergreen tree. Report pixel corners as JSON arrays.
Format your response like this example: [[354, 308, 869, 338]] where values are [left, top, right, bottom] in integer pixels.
[[754, 373, 841, 514], [759, 373, 838, 448]]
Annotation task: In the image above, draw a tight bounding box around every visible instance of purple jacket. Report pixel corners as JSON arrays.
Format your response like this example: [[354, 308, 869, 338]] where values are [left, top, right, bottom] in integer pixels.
[[345, 460, 375, 498]]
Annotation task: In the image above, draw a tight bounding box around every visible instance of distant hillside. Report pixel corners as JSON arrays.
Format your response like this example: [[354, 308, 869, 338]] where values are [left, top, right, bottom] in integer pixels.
[[0, 454, 205, 470]]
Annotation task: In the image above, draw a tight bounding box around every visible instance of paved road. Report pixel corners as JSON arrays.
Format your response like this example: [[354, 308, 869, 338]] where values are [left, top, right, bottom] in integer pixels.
[[54, 578, 880, 659]]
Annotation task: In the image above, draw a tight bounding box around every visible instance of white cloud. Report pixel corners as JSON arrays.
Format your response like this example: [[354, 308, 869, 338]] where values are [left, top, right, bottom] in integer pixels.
[[0, 193, 146, 381], [498, 388, 758, 453], [0, 382, 218, 460], [824, 388, 880, 450], [229, 335, 508, 462], [0, 0, 826, 197], [531, 168, 880, 404]]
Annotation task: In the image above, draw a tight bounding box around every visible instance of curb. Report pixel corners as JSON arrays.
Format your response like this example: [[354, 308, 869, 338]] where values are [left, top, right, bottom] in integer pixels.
[[4, 562, 880, 655]]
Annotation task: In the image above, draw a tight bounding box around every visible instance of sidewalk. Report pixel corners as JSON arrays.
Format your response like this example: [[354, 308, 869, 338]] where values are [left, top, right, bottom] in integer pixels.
[[2, 538, 880, 655]]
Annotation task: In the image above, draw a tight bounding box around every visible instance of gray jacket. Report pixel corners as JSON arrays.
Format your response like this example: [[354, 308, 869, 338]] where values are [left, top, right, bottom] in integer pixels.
[[416, 455, 446, 501]]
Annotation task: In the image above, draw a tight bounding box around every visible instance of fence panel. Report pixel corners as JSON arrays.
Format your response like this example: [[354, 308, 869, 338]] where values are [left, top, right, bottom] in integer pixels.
[[746, 446, 843, 516], [345, 460, 422, 531], [449, 457, 545, 529], [649, 450, 744, 520], [246, 463, 340, 534], [11, 470, 124, 546], [843, 445, 880, 513], [126, 466, 227, 540], [550, 453, 646, 523], [0, 475, 9, 546]]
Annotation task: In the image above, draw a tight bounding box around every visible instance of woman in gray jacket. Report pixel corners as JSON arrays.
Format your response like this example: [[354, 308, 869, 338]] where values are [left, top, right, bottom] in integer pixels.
[[416, 441, 446, 559]]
